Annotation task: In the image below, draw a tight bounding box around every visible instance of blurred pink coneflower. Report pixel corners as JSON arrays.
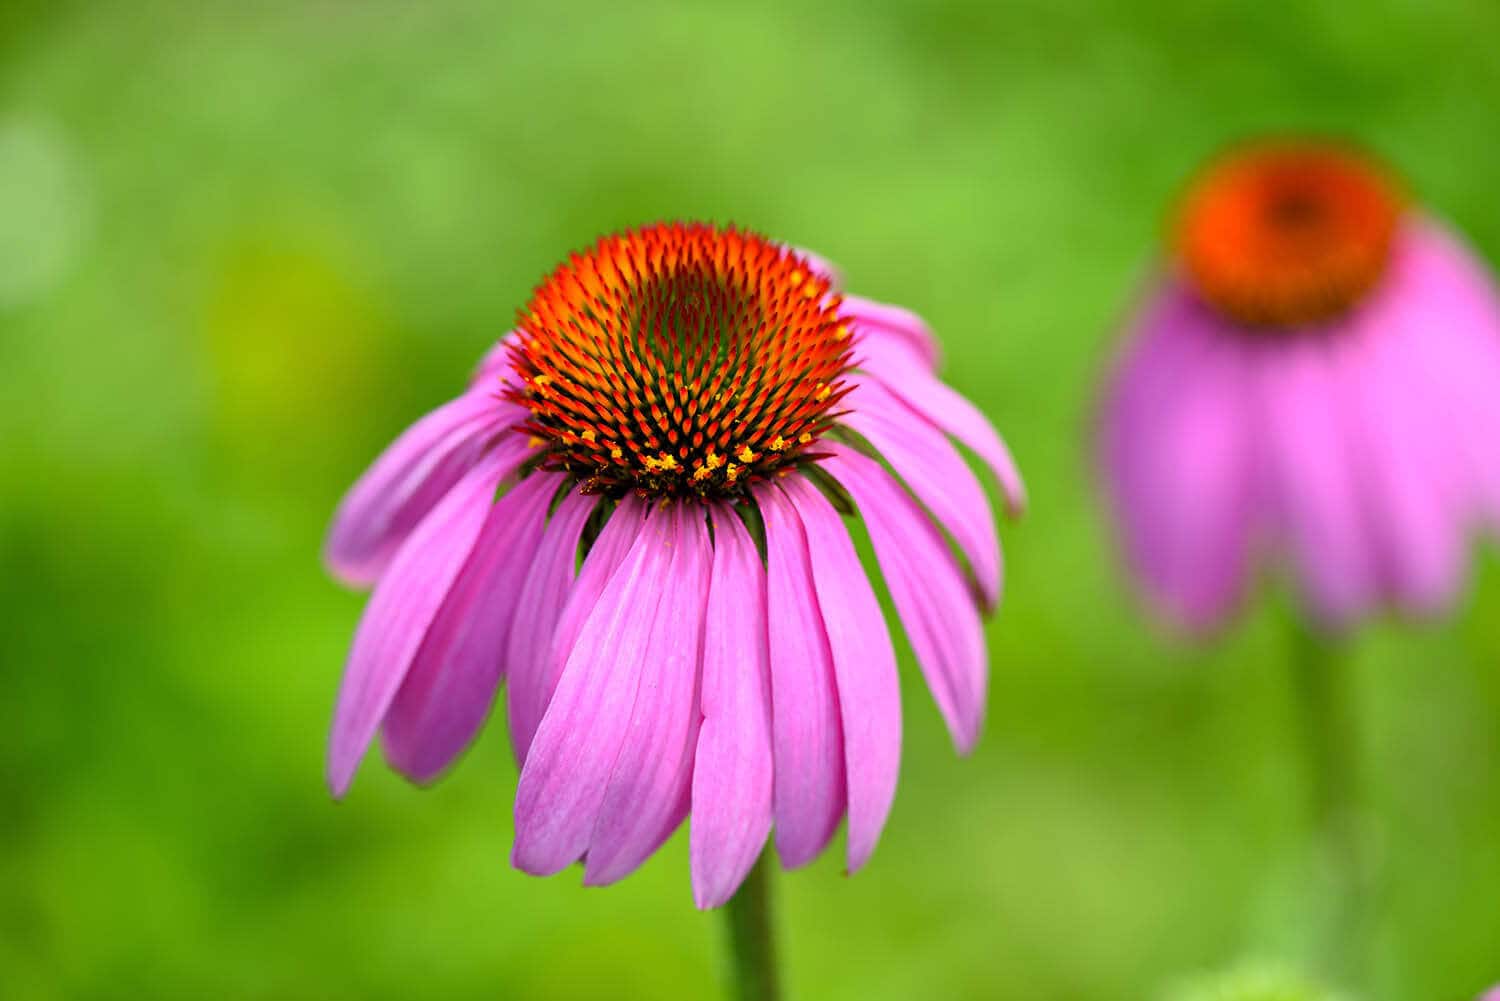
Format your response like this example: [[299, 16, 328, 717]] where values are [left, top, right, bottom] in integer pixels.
[[323, 222, 1023, 908], [1099, 140, 1500, 634]]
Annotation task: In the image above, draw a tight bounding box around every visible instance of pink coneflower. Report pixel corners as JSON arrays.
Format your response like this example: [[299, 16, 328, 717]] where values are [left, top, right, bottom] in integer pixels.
[[1099, 140, 1500, 634], [324, 222, 1023, 907]]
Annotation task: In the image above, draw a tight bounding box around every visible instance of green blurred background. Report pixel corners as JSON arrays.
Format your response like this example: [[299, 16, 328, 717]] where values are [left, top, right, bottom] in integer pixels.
[[4, 1, 1499, 998]]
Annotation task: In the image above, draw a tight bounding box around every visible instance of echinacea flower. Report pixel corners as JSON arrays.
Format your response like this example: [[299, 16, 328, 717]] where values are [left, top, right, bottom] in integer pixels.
[[1099, 140, 1500, 634], [324, 223, 1023, 907]]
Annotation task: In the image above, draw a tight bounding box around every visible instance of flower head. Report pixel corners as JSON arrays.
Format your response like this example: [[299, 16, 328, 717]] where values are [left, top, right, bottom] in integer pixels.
[[1099, 139, 1500, 634], [508, 224, 850, 497], [323, 223, 1023, 907], [1176, 142, 1403, 329]]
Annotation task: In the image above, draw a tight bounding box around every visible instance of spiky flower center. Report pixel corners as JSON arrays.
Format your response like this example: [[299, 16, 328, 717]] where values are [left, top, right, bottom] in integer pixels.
[[507, 223, 852, 498], [1176, 141, 1404, 329]]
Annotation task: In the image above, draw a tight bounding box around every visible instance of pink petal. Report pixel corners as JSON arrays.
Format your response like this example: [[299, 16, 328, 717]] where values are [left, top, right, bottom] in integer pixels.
[[1383, 222, 1500, 533], [1334, 298, 1464, 616], [1252, 331, 1376, 629], [842, 294, 941, 369], [690, 504, 774, 909], [780, 476, 901, 873], [324, 390, 525, 586], [585, 504, 712, 886], [508, 496, 649, 763], [842, 378, 1002, 610], [1098, 282, 1258, 633], [821, 443, 987, 752], [502, 487, 598, 764], [379, 471, 561, 784], [469, 331, 520, 387], [325, 442, 523, 796], [855, 333, 1027, 517], [550, 497, 650, 667], [754, 483, 847, 869], [511, 503, 672, 876]]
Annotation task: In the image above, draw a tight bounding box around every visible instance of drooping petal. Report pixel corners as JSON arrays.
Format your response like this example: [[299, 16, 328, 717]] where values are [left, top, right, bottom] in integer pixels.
[[1252, 329, 1376, 629], [843, 294, 941, 369], [690, 504, 773, 909], [379, 471, 561, 784], [754, 483, 847, 869], [1099, 281, 1259, 633], [855, 332, 1027, 517], [780, 476, 901, 873], [324, 390, 525, 586], [511, 503, 672, 876], [821, 443, 987, 752], [326, 442, 523, 796], [1334, 298, 1465, 616], [842, 378, 1002, 610], [585, 504, 712, 886], [1385, 222, 1500, 534], [503, 488, 598, 764], [507, 496, 649, 763]]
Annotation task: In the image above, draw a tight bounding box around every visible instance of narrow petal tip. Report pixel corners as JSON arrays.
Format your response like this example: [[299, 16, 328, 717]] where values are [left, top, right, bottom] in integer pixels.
[[509, 837, 575, 878], [690, 856, 760, 910], [325, 755, 356, 800]]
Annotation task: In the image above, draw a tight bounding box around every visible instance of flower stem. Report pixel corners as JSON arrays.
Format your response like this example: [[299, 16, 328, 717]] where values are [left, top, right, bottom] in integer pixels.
[[722, 851, 780, 1001], [1289, 622, 1364, 979]]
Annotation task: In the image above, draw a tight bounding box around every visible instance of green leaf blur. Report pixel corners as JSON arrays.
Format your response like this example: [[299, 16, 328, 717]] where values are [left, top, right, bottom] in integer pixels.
[[3, 1, 1498, 999]]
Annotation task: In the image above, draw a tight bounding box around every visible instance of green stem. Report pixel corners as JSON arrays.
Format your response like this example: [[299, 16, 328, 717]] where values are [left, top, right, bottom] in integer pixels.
[[1289, 622, 1363, 979], [722, 852, 780, 1001]]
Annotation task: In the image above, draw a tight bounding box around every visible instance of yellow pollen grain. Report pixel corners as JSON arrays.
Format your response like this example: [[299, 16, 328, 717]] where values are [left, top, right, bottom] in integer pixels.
[[726, 463, 741, 481], [527, 435, 547, 449], [581, 429, 596, 443], [798, 432, 812, 444], [647, 452, 679, 472], [705, 451, 725, 470], [736, 445, 756, 463], [789, 270, 805, 287], [835, 324, 850, 340], [610, 447, 624, 460], [814, 383, 831, 402], [692, 465, 712, 482], [769, 435, 787, 452]]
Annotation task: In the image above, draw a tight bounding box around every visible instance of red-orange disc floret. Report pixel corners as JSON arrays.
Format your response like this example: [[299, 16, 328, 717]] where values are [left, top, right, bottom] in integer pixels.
[[1176, 141, 1405, 329], [506, 223, 854, 498]]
